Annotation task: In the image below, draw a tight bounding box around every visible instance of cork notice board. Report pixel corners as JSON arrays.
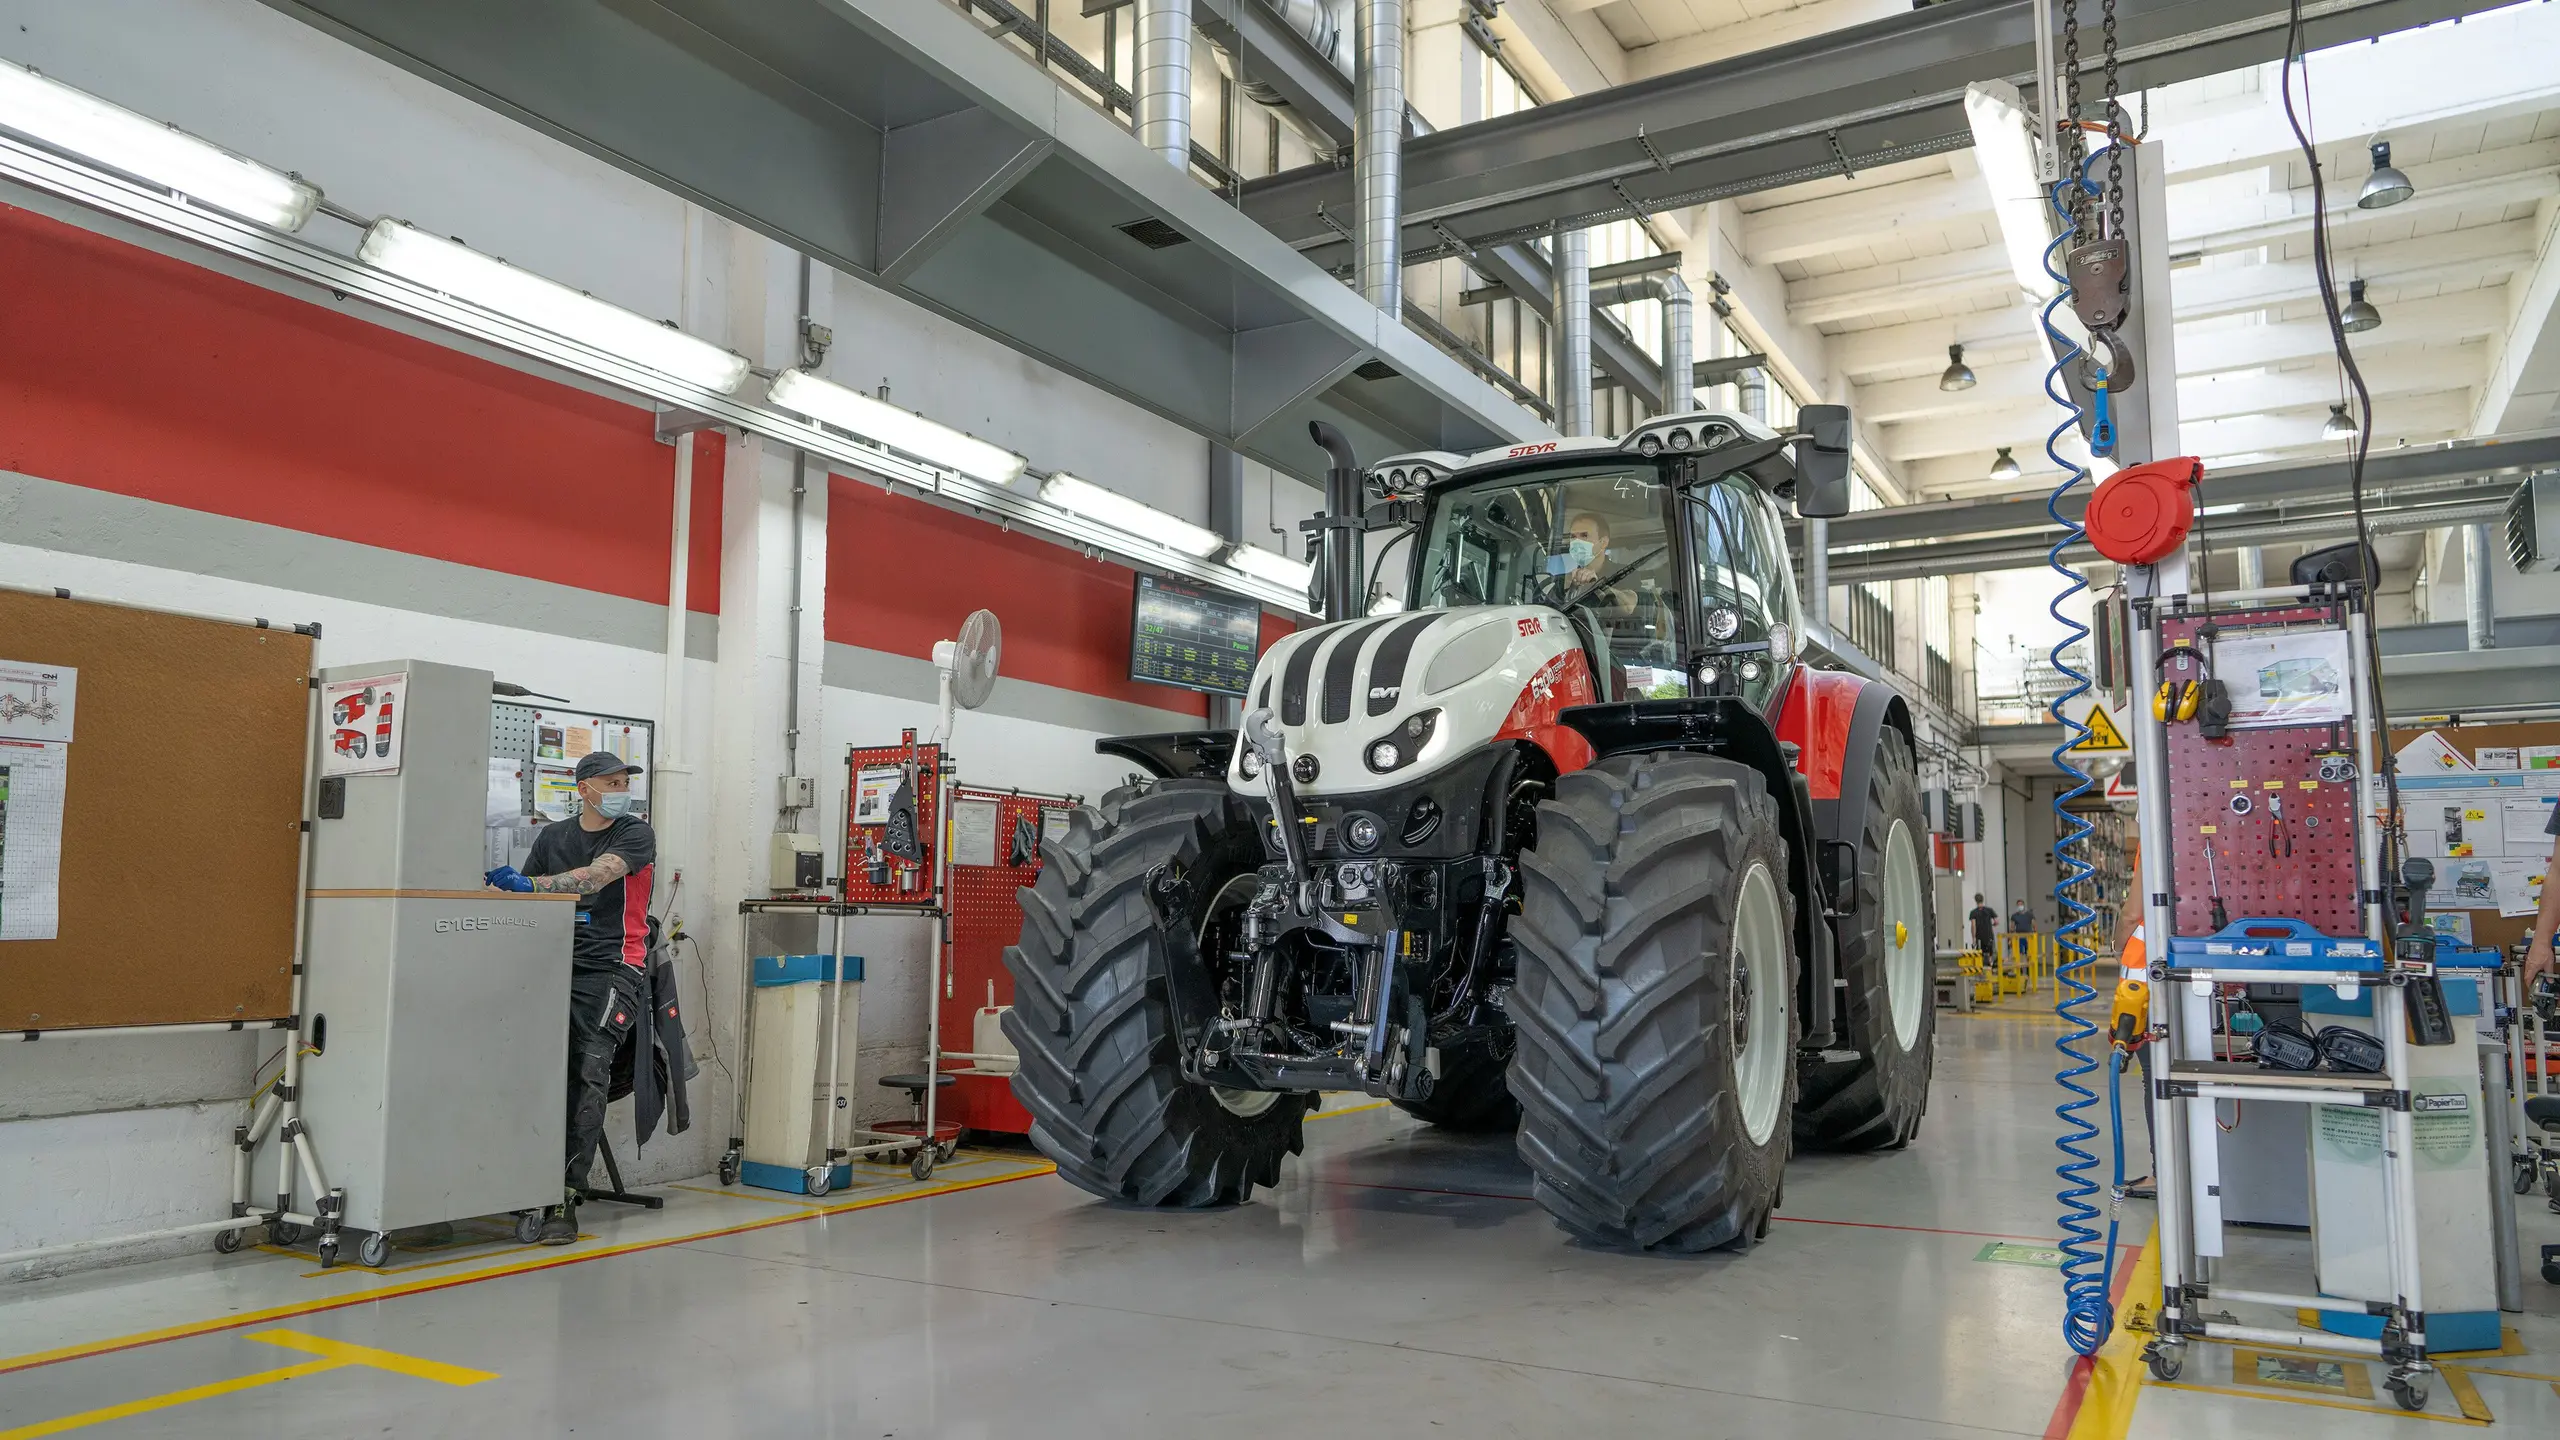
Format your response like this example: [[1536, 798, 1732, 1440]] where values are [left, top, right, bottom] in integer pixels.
[[2386, 721, 2560, 954], [0, 591, 312, 1029]]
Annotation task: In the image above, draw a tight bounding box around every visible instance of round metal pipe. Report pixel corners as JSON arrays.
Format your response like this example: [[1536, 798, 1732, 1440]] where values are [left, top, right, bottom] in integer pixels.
[[1554, 227, 1591, 436], [1354, 0, 1404, 313], [2464, 520, 2497, 650], [1136, 0, 1196, 168]]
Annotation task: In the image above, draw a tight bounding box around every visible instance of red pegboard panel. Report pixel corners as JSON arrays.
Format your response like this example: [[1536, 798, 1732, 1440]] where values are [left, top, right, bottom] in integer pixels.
[[2162, 605, 2361, 938], [842, 733, 943, 908], [936, 786, 1073, 1134]]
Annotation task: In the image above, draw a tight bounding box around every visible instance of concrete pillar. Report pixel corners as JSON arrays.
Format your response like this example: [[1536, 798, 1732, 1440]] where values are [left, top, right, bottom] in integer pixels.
[[2465, 521, 2498, 650], [703, 234, 836, 1130]]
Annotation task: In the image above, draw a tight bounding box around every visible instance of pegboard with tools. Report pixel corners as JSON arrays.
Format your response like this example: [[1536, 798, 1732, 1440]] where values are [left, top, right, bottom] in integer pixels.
[[841, 730, 944, 908], [2161, 602, 2363, 937], [936, 786, 1080, 1134]]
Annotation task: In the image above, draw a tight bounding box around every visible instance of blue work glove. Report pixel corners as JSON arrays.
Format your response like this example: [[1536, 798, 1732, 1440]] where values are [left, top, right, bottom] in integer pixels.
[[484, 865, 534, 893]]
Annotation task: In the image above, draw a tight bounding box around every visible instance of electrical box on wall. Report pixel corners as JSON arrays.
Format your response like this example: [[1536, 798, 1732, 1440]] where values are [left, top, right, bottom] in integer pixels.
[[777, 774, 817, 810], [769, 831, 825, 893]]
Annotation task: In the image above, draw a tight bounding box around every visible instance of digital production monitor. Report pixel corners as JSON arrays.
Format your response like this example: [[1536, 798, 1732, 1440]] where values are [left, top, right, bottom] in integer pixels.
[[1129, 573, 1260, 697]]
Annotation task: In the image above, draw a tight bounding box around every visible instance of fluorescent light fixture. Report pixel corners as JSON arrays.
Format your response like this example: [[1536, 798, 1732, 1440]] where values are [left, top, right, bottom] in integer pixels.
[[766, 367, 1026, 484], [360, 220, 750, 394], [0, 58, 318, 231], [1964, 81, 2058, 305], [1226, 543, 1315, 590], [1039, 472, 1224, 557]]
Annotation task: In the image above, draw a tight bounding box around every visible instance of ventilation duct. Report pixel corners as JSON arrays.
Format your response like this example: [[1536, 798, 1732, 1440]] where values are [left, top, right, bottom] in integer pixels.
[[1135, 0, 1194, 167], [1354, 0, 1403, 315], [1590, 271, 1695, 416]]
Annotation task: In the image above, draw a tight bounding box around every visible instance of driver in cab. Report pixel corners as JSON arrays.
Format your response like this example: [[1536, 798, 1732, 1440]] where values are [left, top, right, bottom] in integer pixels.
[[1559, 511, 1637, 618]]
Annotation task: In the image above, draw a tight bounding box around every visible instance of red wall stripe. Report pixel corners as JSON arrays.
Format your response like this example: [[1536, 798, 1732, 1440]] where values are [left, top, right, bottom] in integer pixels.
[[0, 201, 720, 612], [828, 477, 1299, 720]]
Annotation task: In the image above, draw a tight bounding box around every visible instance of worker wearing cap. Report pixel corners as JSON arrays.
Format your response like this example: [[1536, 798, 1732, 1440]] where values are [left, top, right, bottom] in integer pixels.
[[484, 750, 656, 1244]]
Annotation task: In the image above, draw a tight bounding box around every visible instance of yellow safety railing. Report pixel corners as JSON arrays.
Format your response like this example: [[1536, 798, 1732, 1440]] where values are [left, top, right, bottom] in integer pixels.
[[1994, 933, 2057, 999]]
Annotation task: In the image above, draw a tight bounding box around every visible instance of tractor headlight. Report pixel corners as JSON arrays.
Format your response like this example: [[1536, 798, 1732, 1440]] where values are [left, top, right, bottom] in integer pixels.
[[1740, 659, 1765, 683], [1697, 663, 1721, 689], [1636, 433, 1663, 457], [1239, 749, 1262, 779], [1705, 605, 1741, 642], [1388, 467, 1408, 487], [1345, 814, 1382, 853], [1370, 740, 1401, 771], [1767, 622, 1794, 662], [1668, 427, 1694, 451]]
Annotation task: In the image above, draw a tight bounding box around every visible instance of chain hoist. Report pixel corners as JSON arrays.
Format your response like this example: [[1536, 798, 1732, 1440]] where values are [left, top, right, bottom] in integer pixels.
[[2061, 0, 2134, 393]]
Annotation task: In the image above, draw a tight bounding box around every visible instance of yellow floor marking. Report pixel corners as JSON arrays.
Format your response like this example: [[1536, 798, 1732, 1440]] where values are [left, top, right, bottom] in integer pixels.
[[665, 1184, 840, 1208], [2442, 1366, 2491, 1424], [1308, 1100, 1389, 1121], [0, 1161, 1055, 1379], [2065, 1224, 2156, 1440], [0, 1358, 343, 1439], [248, 1330, 495, 1385], [0, 1330, 493, 1438], [2451, 1364, 2560, 1381], [2146, 1380, 2488, 1427]]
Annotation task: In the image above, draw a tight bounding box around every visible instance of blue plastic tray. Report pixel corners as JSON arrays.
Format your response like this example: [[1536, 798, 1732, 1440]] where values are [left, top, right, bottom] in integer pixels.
[[2164, 917, 2383, 972]]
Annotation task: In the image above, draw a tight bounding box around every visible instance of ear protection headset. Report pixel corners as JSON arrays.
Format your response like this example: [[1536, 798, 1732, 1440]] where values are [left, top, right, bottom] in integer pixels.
[[2154, 644, 2209, 723]]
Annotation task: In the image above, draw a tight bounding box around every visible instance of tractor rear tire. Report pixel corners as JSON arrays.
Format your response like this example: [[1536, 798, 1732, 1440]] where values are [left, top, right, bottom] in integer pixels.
[[1508, 752, 1798, 1252], [1003, 780, 1310, 1207], [1795, 727, 1936, 1152], [1393, 1029, 1521, 1133]]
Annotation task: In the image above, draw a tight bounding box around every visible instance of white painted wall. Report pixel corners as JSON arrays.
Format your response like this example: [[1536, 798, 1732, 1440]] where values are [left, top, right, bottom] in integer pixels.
[[0, 0, 1263, 1275]]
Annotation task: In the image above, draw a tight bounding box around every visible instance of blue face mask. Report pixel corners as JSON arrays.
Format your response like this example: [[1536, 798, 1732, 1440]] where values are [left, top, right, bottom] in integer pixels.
[[592, 791, 633, 820]]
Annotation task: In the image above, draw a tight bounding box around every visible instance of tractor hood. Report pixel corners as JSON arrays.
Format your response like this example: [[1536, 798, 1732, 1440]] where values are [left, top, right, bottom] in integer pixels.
[[1229, 604, 1594, 799]]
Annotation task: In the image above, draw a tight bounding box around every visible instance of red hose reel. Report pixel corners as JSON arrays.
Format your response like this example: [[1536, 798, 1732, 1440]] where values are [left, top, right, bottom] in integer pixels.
[[2084, 456, 2204, 566]]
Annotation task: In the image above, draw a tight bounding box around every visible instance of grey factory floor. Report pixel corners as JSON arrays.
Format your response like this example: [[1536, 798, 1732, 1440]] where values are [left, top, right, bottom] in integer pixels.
[[4, 1004, 2555, 1439]]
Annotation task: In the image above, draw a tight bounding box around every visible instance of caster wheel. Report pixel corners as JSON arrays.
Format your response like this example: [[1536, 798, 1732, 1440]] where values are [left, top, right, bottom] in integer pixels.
[[315, 1234, 340, 1269], [357, 1232, 391, 1269], [514, 1210, 545, 1246], [270, 1221, 306, 1247], [2541, 1259, 2560, 1285], [718, 1154, 741, 1187], [2387, 1377, 2428, 1413], [805, 1163, 834, 1197], [2518, 1160, 2539, 1196], [2144, 1345, 2183, 1383], [909, 1147, 937, 1182], [213, 1227, 244, 1255], [937, 1138, 961, 1164]]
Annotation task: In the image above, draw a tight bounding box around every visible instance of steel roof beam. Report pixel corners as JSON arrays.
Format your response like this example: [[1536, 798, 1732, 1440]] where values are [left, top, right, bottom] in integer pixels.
[[1237, 0, 2509, 267]]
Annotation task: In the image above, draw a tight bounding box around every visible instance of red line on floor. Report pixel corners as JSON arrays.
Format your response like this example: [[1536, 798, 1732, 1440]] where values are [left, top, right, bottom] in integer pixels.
[[1316, 1178, 2138, 1251], [2040, 1234, 2147, 1440]]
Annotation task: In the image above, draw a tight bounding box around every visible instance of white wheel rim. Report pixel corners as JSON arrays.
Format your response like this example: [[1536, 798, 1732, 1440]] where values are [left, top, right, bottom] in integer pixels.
[[1730, 861, 1790, 1147], [1883, 819, 1927, 1051], [1213, 1086, 1279, 1117]]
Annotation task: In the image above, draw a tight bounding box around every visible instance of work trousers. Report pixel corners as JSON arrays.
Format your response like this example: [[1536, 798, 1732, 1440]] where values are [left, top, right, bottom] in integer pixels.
[[566, 966, 646, 1195]]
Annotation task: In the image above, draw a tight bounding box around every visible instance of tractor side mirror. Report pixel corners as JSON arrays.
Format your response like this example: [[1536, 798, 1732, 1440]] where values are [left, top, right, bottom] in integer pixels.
[[1794, 404, 1853, 519]]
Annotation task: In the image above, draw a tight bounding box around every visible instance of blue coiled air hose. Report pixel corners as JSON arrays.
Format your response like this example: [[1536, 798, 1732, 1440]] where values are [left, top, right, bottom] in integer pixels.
[[2041, 155, 2121, 1359]]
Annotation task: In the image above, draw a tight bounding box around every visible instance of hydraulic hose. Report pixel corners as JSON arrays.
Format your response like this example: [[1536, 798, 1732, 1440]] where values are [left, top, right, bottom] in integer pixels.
[[2042, 153, 2114, 1359]]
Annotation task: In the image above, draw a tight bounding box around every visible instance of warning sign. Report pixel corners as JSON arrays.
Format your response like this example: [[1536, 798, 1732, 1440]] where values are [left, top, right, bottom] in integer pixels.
[[2071, 704, 2129, 753], [2105, 770, 2137, 805]]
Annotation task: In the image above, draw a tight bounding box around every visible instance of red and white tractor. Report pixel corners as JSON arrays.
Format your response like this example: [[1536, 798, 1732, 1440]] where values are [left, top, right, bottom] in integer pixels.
[[1005, 406, 1934, 1251]]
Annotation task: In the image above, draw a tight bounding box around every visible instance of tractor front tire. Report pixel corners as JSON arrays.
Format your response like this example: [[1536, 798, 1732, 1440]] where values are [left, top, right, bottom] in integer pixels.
[[1003, 780, 1310, 1207], [1795, 727, 1936, 1152], [1509, 752, 1798, 1252], [1393, 1028, 1521, 1133]]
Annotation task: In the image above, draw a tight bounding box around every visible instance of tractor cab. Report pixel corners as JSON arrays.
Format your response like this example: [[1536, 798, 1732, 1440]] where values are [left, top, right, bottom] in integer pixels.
[[1386, 412, 1824, 717]]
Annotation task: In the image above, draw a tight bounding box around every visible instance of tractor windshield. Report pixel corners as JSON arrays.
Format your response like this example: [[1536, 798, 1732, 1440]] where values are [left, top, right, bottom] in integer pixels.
[[1411, 465, 1685, 699]]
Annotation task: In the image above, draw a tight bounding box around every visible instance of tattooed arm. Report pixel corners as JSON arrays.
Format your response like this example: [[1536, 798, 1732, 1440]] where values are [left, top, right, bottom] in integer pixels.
[[525, 851, 631, 895]]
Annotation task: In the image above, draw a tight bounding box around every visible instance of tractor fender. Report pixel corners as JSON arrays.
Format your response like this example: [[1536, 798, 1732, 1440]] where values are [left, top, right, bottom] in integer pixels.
[[1559, 697, 1840, 1049], [1775, 666, 1915, 849], [1095, 731, 1237, 780]]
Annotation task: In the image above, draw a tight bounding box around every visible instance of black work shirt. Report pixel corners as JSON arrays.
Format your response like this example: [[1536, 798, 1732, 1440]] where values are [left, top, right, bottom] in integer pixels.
[[526, 815, 657, 974], [1968, 905, 1998, 939]]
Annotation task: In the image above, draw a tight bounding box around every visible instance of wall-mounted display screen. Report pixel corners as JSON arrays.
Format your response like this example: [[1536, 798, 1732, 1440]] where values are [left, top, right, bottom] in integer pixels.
[[1130, 574, 1260, 697]]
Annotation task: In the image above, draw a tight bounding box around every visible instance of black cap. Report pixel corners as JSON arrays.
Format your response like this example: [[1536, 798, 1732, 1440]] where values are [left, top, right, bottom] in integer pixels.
[[574, 751, 644, 783]]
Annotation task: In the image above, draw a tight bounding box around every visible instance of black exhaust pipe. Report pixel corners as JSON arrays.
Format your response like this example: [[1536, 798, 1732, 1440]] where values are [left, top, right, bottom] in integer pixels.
[[1308, 421, 1364, 622]]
